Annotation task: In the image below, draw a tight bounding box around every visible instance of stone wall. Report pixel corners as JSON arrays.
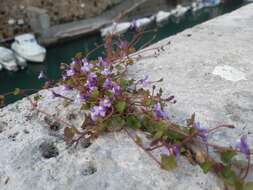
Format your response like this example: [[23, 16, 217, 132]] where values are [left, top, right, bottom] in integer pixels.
[[0, 0, 122, 39]]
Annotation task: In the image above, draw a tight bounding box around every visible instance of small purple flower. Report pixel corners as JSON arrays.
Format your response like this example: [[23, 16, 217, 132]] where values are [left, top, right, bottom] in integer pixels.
[[81, 62, 93, 73], [161, 146, 170, 155], [90, 106, 106, 121], [170, 145, 180, 159], [62, 75, 67, 80], [66, 69, 75, 77], [139, 75, 151, 87], [88, 72, 97, 81], [63, 85, 71, 91], [38, 71, 45, 79], [74, 93, 86, 104], [235, 135, 250, 159], [97, 57, 109, 67], [101, 68, 111, 76], [193, 122, 208, 142], [110, 84, 121, 96], [103, 78, 113, 89], [99, 97, 112, 108], [118, 40, 129, 50], [154, 103, 166, 119]]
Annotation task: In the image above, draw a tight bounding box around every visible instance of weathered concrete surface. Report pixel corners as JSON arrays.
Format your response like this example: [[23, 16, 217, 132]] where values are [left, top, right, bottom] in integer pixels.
[[128, 2, 253, 151], [1, 3, 253, 190]]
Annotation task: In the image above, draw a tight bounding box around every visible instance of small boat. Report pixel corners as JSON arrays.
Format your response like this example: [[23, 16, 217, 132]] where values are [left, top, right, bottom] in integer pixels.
[[172, 5, 191, 17], [135, 17, 153, 28], [156, 11, 172, 25], [101, 22, 131, 37], [0, 47, 18, 71], [11, 33, 46, 63], [15, 54, 27, 70]]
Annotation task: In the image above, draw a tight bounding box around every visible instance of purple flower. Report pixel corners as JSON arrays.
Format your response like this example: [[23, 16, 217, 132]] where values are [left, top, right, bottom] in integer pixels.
[[101, 68, 111, 76], [118, 40, 129, 50], [38, 71, 45, 79], [161, 146, 170, 155], [139, 75, 151, 87], [154, 103, 166, 119], [170, 145, 180, 159], [81, 62, 93, 73], [62, 75, 67, 80], [97, 57, 109, 67], [66, 69, 75, 77], [90, 106, 106, 121], [99, 97, 112, 108], [193, 122, 208, 142], [110, 84, 121, 96], [74, 93, 86, 104], [235, 135, 250, 159], [103, 78, 113, 89]]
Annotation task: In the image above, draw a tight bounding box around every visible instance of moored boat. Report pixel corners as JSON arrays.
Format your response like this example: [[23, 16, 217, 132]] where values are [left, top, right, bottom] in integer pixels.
[[0, 47, 18, 72], [11, 33, 46, 63]]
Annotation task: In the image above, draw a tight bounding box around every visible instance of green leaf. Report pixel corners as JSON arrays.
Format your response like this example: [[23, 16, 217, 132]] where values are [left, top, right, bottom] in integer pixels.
[[120, 79, 130, 89], [153, 129, 164, 140], [115, 101, 126, 113], [220, 150, 237, 164], [218, 166, 238, 187], [106, 116, 125, 132], [161, 155, 177, 171], [91, 88, 99, 98], [200, 161, 213, 174], [127, 115, 141, 129], [13, 88, 21, 96], [243, 182, 253, 190]]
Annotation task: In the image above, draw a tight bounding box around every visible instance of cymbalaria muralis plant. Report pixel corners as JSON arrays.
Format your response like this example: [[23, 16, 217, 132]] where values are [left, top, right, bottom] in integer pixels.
[[1, 24, 252, 190]]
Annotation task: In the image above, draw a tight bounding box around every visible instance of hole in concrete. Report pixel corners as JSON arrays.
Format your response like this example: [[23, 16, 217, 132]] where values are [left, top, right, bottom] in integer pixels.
[[39, 142, 59, 159], [67, 113, 76, 120], [80, 139, 92, 149], [81, 165, 97, 176], [44, 116, 61, 131], [8, 132, 19, 141]]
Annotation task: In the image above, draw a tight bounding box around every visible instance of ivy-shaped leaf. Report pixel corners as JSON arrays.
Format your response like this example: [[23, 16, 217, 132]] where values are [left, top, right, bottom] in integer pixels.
[[106, 116, 125, 132], [161, 155, 177, 171], [220, 150, 237, 164], [127, 115, 141, 129], [200, 160, 213, 174], [115, 101, 126, 113]]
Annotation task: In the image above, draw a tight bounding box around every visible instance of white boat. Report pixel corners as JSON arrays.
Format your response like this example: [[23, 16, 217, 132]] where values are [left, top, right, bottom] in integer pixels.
[[156, 11, 172, 25], [15, 54, 27, 70], [0, 47, 18, 71], [101, 22, 131, 37], [11, 33, 46, 62], [173, 5, 191, 17], [135, 17, 153, 28]]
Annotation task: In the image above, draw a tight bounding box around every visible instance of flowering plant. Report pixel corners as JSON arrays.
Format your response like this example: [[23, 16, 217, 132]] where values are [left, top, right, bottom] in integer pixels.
[[1, 26, 252, 190]]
